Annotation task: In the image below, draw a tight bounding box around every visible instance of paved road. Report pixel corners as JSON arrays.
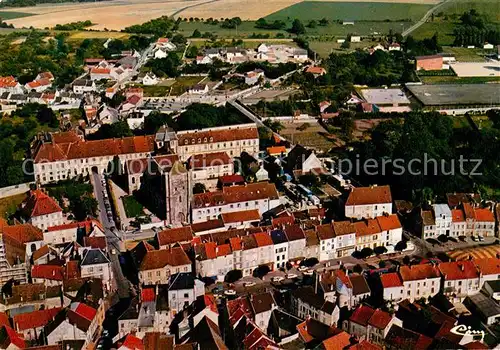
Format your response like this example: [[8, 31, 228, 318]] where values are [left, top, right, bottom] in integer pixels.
[[91, 171, 130, 299], [402, 0, 453, 36]]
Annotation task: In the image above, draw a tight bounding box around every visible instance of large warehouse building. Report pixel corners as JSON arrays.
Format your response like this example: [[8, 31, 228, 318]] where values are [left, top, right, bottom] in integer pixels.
[[406, 84, 500, 115]]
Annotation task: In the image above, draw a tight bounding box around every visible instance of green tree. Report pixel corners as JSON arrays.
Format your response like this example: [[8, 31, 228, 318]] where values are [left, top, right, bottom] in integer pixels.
[[192, 29, 202, 38], [290, 19, 306, 35], [307, 20, 317, 28], [319, 18, 329, 26]]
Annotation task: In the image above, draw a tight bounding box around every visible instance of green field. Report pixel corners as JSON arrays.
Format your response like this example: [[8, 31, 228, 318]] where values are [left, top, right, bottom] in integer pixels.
[[181, 20, 416, 39], [265, 2, 433, 22], [0, 11, 33, 20], [437, 0, 500, 22], [409, 21, 456, 45]]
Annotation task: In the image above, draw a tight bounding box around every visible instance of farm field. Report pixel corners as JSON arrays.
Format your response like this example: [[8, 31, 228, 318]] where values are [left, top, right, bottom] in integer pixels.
[[178, 0, 440, 20], [0, 11, 33, 20], [1, 0, 441, 30], [68, 31, 132, 40], [265, 1, 434, 22], [181, 20, 415, 39], [410, 21, 456, 45], [1, 0, 210, 30]]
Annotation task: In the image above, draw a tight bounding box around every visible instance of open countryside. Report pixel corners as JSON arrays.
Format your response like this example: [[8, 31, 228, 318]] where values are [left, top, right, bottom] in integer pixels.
[[264, 1, 435, 22], [2, 0, 441, 30]]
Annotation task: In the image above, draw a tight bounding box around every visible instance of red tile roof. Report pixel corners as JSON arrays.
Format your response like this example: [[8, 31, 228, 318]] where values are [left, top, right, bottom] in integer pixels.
[[221, 209, 260, 224], [316, 223, 335, 240], [350, 305, 375, 326], [121, 334, 144, 350], [189, 152, 232, 169], [91, 67, 111, 74], [346, 185, 392, 206], [333, 221, 356, 236], [400, 264, 440, 281], [305, 66, 326, 74], [229, 237, 242, 251], [474, 208, 494, 222], [368, 309, 392, 329], [13, 307, 61, 331], [157, 226, 193, 246], [34, 135, 154, 163], [0, 312, 9, 329], [354, 219, 381, 237], [192, 182, 278, 208], [23, 190, 62, 217], [266, 146, 286, 155], [438, 261, 480, 280], [84, 236, 107, 250], [201, 242, 233, 260], [32, 265, 64, 281], [376, 214, 401, 231], [74, 302, 97, 321], [272, 213, 295, 227], [1, 325, 25, 349], [451, 209, 465, 223], [140, 247, 191, 271], [253, 232, 273, 247], [322, 331, 351, 350], [284, 224, 305, 241], [32, 245, 50, 261], [473, 257, 500, 276], [0, 224, 43, 244], [380, 272, 403, 288], [177, 127, 258, 146], [0, 76, 18, 88], [463, 203, 475, 219], [219, 174, 245, 185], [142, 288, 155, 302]]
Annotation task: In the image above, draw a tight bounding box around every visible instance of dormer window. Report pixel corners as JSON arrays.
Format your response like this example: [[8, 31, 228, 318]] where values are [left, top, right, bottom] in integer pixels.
[[184, 140, 188, 145], [204, 137, 207, 142], [209, 137, 213, 142], [191, 138, 195, 144], [198, 138, 201, 143]]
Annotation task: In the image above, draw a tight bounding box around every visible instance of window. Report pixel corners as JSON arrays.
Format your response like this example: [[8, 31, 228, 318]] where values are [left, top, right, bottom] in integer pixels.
[[184, 293, 189, 298]]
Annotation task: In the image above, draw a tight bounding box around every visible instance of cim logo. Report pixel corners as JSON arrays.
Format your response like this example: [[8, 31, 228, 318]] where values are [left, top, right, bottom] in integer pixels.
[[450, 324, 485, 343]]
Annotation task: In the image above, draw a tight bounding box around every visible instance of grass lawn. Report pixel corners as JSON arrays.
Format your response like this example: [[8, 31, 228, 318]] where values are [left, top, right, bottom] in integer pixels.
[[420, 75, 500, 84], [170, 76, 203, 96], [141, 84, 173, 97], [0, 11, 33, 20], [265, 2, 433, 22], [122, 195, 144, 218], [411, 20, 456, 46], [0, 193, 27, 219], [442, 46, 489, 62]]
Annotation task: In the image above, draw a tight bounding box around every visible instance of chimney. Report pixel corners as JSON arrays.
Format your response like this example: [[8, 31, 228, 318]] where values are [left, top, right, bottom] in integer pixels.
[[459, 264, 464, 271]]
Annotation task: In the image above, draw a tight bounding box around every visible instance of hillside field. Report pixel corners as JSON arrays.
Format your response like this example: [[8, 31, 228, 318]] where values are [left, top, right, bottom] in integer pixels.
[[264, 1, 434, 22]]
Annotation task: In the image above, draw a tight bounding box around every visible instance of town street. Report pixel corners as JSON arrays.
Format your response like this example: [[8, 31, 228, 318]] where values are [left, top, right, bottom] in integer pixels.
[[91, 170, 130, 299]]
